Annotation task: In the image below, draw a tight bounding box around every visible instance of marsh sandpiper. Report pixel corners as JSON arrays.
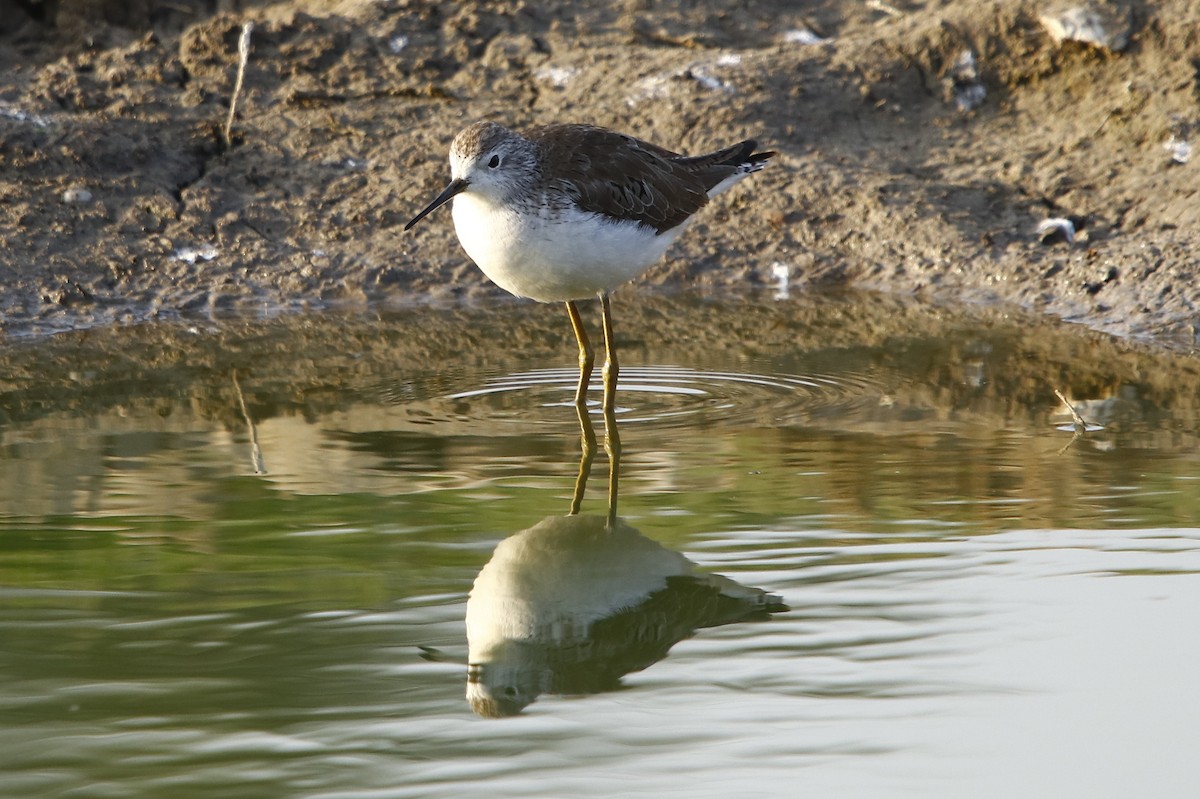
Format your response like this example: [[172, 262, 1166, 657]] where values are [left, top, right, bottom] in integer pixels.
[[404, 121, 774, 412]]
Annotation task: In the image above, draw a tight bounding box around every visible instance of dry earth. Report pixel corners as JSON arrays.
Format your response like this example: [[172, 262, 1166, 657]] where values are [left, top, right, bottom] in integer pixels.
[[0, 0, 1198, 345]]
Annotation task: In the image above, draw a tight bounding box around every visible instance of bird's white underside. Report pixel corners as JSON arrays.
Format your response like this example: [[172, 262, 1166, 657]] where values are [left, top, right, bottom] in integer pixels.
[[452, 194, 683, 302], [450, 165, 757, 303]]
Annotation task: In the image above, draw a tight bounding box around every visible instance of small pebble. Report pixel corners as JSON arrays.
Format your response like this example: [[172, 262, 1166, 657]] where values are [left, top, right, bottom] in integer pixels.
[[770, 262, 791, 300], [949, 50, 986, 112]]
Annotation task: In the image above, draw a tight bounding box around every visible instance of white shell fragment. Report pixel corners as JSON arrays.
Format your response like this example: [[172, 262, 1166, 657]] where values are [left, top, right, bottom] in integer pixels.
[[1040, 5, 1131, 51], [61, 186, 93, 204], [688, 65, 736, 94], [626, 54, 746, 106], [1037, 217, 1076, 245], [782, 28, 830, 46], [0, 103, 51, 127], [173, 243, 219, 264], [533, 65, 579, 89], [1163, 135, 1192, 165]]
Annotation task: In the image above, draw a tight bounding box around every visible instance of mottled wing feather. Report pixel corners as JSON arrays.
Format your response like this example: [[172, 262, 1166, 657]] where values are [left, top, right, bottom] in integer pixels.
[[526, 125, 713, 234]]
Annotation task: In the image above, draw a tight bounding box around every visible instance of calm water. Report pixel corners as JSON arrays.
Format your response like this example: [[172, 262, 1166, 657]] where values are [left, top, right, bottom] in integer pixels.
[[1, 291, 1198, 798]]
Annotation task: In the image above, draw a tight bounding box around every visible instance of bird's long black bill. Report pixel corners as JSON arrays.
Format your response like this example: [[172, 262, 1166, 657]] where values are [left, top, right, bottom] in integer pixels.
[[404, 178, 468, 230]]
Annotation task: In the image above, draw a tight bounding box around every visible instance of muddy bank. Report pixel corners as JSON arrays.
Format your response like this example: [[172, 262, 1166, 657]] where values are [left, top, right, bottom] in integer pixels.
[[1, 0, 1197, 346]]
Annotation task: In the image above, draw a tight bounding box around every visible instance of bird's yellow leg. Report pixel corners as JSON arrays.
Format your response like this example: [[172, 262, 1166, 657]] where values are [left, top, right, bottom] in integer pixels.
[[598, 293, 622, 526], [599, 293, 619, 414], [566, 300, 594, 406]]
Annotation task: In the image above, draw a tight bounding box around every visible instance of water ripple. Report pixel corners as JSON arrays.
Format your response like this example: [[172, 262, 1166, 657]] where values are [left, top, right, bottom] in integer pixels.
[[438, 365, 888, 429]]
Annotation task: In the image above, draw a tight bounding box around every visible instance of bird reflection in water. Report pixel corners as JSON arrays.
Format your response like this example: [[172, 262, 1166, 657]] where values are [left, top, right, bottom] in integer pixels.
[[464, 403, 788, 718]]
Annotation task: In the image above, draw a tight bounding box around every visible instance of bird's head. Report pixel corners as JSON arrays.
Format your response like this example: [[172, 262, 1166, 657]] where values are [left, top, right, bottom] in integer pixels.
[[405, 121, 537, 230]]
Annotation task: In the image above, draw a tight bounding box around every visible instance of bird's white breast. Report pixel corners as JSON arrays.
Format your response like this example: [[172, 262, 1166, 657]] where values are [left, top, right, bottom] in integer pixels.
[[451, 193, 686, 302]]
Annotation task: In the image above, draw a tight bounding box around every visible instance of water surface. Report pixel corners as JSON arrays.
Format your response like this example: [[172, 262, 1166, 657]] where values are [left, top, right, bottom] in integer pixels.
[[1, 290, 1198, 798]]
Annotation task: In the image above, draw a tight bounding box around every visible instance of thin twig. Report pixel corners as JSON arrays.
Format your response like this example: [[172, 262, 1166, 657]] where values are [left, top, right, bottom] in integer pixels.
[[1053, 387, 1093, 455], [1092, 109, 1116, 137], [1056, 428, 1083, 456], [1053, 388, 1087, 430], [223, 21, 255, 149], [232, 369, 266, 474]]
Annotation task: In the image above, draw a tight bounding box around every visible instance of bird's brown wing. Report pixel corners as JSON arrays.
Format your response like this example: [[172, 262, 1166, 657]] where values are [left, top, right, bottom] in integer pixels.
[[525, 124, 711, 234]]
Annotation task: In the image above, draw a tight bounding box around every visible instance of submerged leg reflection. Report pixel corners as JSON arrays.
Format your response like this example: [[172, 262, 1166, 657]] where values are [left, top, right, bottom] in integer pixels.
[[569, 401, 597, 516], [603, 402, 620, 528], [567, 397, 620, 526]]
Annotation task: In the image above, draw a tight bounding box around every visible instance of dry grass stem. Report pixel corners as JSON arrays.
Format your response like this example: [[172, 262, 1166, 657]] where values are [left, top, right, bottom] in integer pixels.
[[223, 21, 255, 149]]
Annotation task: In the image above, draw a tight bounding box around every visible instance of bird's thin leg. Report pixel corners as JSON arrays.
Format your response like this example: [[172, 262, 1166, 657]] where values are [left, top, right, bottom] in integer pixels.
[[599, 293, 618, 414], [566, 300, 594, 406], [569, 400, 597, 516], [598, 292, 621, 527]]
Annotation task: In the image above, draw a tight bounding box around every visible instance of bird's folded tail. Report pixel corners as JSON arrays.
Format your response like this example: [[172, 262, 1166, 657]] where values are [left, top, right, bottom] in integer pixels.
[[678, 140, 771, 169], [685, 140, 775, 198], [742, 147, 775, 172]]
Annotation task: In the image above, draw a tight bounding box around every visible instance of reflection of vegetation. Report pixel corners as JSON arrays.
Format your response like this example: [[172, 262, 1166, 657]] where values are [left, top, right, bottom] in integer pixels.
[[1, 289, 1198, 605], [630, 424, 1200, 535], [2, 416, 1196, 613], [0, 485, 484, 609]]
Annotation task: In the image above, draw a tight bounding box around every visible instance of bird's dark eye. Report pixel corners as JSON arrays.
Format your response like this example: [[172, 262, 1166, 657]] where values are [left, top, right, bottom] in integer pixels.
[[488, 155, 501, 168]]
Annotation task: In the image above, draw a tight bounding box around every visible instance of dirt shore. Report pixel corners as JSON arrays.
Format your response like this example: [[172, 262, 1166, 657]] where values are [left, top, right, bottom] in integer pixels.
[[1, 0, 1197, 346]]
